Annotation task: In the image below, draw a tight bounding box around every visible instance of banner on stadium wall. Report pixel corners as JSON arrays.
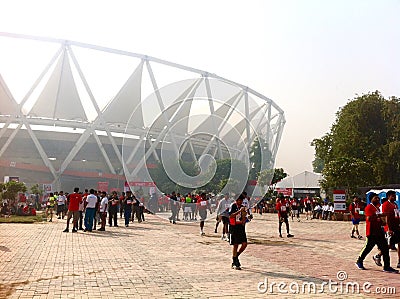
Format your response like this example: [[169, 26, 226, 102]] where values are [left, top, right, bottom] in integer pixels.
[[4, 176, 20, 183], [43, 184, 53, 193], [124, 181, 156, 187], [333, 190, 346, 211], [124, 181, 156, 192], [97, 181, 109, 193]]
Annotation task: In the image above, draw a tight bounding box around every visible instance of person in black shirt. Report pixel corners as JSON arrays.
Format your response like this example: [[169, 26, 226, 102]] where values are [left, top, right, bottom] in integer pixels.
[[123, 191, 133, 227], [169, 191, 179, 224], [108, 191, 119, 227]]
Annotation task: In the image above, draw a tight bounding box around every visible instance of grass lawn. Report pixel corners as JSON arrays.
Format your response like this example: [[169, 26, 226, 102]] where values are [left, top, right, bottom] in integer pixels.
[[0, 215, 45, 223]]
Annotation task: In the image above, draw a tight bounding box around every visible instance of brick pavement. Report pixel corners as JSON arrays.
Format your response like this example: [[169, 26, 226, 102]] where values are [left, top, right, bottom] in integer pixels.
[[0, 212, 399, 298]]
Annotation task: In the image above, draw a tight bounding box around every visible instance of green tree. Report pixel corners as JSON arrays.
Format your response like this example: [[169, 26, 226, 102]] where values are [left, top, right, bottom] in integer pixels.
[[204, 158, 248, 194], [258, 168, 287, 195], [312, 91, 400, 194], [1, 181, 27, 202], [30, 184, 43, 196], [249, 137, 273, 180]]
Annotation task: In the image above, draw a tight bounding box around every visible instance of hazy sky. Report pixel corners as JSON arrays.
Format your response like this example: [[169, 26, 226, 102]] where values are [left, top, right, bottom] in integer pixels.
[[1, 0, 399, 176]]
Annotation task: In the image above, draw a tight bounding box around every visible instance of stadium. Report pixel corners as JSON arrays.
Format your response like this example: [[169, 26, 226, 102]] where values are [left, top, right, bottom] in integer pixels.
[[0, 32, 285, 195]]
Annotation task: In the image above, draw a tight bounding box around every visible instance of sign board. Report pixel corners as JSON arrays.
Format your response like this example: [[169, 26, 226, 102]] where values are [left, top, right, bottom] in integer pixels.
[[97, 182, 109, 193], [333, 190, 346, 211], [125, 181, 155, 187], [334, 202, 347, 211], [275, 188, 293, 197], [4, 176, 20, 183], [43, 184, 53, 193]]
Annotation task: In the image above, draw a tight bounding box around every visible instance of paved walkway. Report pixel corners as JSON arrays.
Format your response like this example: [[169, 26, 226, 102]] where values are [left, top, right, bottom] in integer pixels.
[[0, 212, 399, 298]]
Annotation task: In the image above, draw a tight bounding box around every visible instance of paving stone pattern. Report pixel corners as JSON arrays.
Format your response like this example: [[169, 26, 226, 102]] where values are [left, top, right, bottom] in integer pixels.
[[1, 213, 399, 298]]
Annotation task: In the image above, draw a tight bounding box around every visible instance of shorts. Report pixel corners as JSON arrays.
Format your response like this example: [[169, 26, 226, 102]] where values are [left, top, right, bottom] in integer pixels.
[[305, 206, 312, 212], [199, 209, 207, 221], [221, 216, 229, 225], [67, 210, 80, 222], [230, 225, 247, 245], [352, 218, 360, 225], [57, 205, 65, 214]]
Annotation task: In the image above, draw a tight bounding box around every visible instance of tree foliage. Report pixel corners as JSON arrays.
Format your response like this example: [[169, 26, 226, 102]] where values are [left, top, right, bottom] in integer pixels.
[[204, 159, 248, 194], [312, 91, 400, 194], [249, 137, 273, 180], [258, 168, 288, 195], [30, 184, 43, 195], [149, 158, 248, 195], [0, 181, 27, 201]]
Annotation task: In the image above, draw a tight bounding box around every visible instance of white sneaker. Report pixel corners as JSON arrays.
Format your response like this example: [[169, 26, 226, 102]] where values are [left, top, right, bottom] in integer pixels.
[[221, 235, 225, 240]]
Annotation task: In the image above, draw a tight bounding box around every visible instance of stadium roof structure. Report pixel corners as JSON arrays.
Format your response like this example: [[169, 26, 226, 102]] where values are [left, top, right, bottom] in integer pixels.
[[0, 32, 286, 193]]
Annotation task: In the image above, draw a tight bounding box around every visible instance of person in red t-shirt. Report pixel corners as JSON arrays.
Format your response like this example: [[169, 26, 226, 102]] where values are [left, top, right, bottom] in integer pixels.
[[382, 190, 400, 267], [349, 196, 363, 239], [290, 197, 300, 222], [63, 187, 82, 233], [356, 193, 397, 272], [275, 196, 294, 238]]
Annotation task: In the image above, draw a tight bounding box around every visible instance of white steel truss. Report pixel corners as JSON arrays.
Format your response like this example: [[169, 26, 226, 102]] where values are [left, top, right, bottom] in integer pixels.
[[0, 32, 286, 190]]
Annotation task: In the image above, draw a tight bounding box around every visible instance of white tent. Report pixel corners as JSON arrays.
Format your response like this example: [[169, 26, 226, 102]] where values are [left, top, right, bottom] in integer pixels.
[[276, 171, 322, 189]]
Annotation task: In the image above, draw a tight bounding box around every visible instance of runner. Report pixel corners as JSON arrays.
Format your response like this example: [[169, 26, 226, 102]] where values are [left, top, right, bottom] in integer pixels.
[[197, 192, 212, 235], [290, 197, 300, 222], [229, 194, 247, 270], [46, 193, 56, 222], [349, 196, 363, 239], [276, 196, 294, 238], [304, 195, 312, 220], [215, 193, 232, 241]]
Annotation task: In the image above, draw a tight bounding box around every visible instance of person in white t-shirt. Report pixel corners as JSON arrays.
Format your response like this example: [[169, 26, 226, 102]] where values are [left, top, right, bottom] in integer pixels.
[[56, 191, 67, 219], [84, 189, 98, 232], [98, 191, 108, 231], [241, 191, 253, 222], [215, 193, 233, 241]]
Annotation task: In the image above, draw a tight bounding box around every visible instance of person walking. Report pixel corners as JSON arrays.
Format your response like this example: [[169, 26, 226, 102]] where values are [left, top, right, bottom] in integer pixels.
[[381, 190, 400, 267], [229, 194, 247, 270], [197, 193, 212, 235], [276, 196, 294, 238], [355, 193, 398, 273], [349, 196, 363, 239], [215, 193, 232, 241], [46, 193, 56, 222]]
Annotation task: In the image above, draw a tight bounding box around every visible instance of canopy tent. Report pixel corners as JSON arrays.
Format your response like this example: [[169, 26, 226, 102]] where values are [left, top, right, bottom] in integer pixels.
[[275, 171, 322, 189], [275, 171, 322, 197]]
